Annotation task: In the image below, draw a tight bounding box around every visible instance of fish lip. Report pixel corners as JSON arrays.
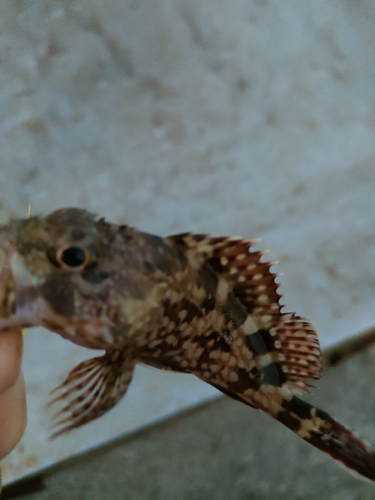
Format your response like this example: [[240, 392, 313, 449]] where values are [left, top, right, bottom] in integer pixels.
[[0, 280, 54, 333], [0, 287, 44, 333], [0, 241, 45, 332]]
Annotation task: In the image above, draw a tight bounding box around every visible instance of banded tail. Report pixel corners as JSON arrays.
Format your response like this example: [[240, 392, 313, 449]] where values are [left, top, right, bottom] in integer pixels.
[[205, 374, 375, 482], [267, 394, 375, 482]]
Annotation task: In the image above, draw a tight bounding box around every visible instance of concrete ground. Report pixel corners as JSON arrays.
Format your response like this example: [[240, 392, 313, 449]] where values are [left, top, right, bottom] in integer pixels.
[[1, 1, 375, 498], [4, 348, 375, 499]]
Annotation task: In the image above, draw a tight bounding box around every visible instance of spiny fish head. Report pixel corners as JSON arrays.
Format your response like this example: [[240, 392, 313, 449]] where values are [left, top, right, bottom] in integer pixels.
[[0, 208, 179, 349]]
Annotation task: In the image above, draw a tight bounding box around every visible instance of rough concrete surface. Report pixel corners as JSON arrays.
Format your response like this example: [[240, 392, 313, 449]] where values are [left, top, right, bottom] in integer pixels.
[[5, 351, 375, 499], [1, 0, 375, 498]]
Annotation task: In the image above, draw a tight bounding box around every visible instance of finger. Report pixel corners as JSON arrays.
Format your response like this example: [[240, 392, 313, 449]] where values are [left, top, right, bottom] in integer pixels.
[[0, 372, 27, 459], [0, 330, 23, 393]]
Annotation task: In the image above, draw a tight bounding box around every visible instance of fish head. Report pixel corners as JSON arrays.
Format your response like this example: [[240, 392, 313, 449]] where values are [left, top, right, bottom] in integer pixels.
[[0, 208, 174, 349]]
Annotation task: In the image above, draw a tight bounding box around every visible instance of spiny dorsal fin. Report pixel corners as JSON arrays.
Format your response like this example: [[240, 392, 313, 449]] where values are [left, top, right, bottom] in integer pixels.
[[169, 233, 322, 391], [169, 234, 280, 320]]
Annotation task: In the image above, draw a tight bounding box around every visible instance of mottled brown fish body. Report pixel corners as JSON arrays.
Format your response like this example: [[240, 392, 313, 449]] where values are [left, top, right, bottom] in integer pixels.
[[0, 210, 184, 349], [0, 208, 374, 485]]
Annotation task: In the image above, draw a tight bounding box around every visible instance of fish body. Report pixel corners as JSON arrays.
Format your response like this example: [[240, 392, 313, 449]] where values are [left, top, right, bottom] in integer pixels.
[[0, 208, 374, 482]]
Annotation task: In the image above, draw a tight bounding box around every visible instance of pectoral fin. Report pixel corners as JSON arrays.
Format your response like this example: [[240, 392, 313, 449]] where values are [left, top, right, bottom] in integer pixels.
[[49, 348, 135, 437]]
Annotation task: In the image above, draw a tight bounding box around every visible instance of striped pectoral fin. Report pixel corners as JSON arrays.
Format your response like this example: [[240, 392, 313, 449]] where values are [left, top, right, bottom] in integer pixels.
[[48, 348, 135, 438], [277, 396, 375, 483]]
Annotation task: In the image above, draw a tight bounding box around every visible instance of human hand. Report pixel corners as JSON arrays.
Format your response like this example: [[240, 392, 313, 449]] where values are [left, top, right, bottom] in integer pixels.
[[0, 330, 26, 460]]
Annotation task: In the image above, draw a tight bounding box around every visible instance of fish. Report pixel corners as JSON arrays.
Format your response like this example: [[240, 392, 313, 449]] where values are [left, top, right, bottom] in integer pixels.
[[0, 207, 374, 484]]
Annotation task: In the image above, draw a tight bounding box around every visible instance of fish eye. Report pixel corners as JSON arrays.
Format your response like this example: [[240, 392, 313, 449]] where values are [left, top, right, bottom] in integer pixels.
[[56, 244, 90, 271]]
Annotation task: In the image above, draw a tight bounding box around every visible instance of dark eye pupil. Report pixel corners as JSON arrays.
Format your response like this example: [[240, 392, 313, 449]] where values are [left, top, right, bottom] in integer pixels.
[[60, 246, 86, 267]]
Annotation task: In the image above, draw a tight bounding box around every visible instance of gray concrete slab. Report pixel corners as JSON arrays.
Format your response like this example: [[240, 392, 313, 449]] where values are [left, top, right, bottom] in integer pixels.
[[4, 348, 375, 499], [1, 0, 375, 494]]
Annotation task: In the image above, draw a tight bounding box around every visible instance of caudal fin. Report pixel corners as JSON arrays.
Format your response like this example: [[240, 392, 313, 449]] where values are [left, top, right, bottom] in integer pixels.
[[277, 395, 375, 482]]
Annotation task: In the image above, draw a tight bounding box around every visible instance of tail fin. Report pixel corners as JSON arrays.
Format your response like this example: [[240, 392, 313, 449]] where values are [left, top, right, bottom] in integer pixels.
[[276, 395, 375, 482]]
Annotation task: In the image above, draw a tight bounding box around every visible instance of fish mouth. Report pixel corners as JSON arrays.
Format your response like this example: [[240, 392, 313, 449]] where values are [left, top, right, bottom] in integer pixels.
[[0, 242, 45, 332], [0, 241, 113, 349], [0, 234, 115, 349], [0, 289, 46, 333]]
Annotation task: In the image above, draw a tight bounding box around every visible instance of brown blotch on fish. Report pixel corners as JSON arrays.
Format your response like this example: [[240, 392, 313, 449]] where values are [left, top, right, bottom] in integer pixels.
[[82, 270, 110, 284], [41, 273, 75, 316], [227, 367, 260, 394], [276, 409, 301, 432], [163, 298, 199, 326], [182, 299, 203, 323], [148, 234, 186, 275], [223, 293, 247, 327], [70, 228, 86, 241], [246, 329, 276, 355], [196, 330, 231, 353], [197, 266, 218, 312], [110, 323, 131, 339], [206, 256, 225, 274], [143, 261, 156, 273], [282, 396, 314, 419], [257, 362, 287, 387], [117, 226, 133, 243], [222, 328, 233, 346]]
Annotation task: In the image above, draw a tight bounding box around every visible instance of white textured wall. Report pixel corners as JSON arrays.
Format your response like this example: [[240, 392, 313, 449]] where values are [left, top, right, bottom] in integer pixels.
[[1, 0, 375, 484]]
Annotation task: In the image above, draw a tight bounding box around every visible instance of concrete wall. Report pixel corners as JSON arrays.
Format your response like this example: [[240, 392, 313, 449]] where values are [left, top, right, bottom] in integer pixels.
[[1, 0, 375, 487]]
